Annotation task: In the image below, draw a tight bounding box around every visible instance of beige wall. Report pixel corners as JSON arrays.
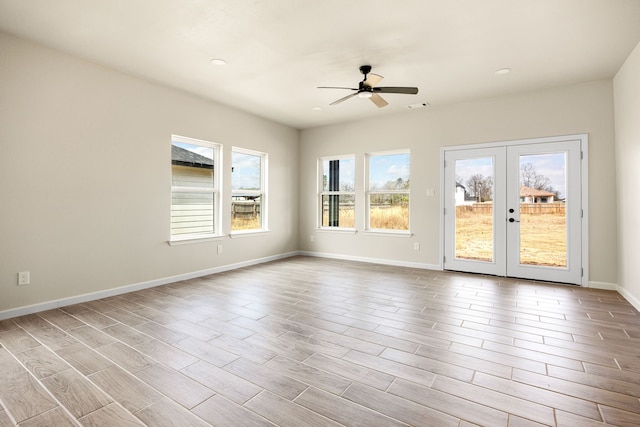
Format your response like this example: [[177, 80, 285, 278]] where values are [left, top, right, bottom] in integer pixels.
[[614, 40, 640, 309], [300, 80, 618, 286], [0, 33, 299, 315]]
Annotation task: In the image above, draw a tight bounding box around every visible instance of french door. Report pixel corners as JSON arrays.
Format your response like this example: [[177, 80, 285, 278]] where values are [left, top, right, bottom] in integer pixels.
[[443, 136, 585, 285]]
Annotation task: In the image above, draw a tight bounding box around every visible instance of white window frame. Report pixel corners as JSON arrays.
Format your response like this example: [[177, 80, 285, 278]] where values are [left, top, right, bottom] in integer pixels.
[[170, 135, 222, 244], [231, 147, 268, 234], [366, 149, 411, 234], [318, 154, 356, 230]]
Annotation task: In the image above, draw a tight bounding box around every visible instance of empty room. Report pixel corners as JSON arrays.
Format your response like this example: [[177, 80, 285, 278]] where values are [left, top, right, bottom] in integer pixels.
[[1, 1, 640, 426]]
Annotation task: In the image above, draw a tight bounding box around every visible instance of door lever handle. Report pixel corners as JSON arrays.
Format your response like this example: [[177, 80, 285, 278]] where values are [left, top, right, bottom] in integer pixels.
[[508, 218, 520, 223]]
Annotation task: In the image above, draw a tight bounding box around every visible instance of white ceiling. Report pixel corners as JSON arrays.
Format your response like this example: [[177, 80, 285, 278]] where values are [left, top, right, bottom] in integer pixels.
[[1, 0, 640, 130]]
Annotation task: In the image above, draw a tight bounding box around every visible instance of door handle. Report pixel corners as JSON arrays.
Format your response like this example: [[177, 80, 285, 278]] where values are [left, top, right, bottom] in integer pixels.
[[508, 218, 520, 223]]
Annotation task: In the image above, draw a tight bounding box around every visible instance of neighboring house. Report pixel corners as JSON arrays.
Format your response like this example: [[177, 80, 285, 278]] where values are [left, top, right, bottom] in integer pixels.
[[455, 183, 476, 205], [171, 145, 215, 235], [520, 186, 556, 203]]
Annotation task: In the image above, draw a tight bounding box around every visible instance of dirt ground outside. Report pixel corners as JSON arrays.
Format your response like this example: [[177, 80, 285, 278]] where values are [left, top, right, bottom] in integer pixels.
[[455, 205, 567, 267]]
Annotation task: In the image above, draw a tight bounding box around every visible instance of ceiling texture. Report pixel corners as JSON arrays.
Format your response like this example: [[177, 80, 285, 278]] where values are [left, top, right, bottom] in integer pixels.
[[1, 0, 640, 130]]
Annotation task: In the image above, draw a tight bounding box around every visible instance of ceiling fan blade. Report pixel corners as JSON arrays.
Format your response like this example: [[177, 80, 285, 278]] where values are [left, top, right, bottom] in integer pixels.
[[330, 92, 359, 106], [370, 93, 388, 108], [374, 86, 419, 94], [363, 73, 383, 88], [318, 86, 358, 90]]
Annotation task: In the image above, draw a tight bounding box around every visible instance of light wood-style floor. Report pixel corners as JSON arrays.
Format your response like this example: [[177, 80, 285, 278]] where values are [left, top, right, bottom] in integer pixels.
[[1, 256, 640, 426]]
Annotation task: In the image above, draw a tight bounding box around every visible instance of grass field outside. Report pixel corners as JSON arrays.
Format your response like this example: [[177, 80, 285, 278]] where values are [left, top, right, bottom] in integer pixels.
[[321, 205, 408, 230], [235, 203, 566, 268], [232, 217, 261, 230], [455, 205, 567, 267]]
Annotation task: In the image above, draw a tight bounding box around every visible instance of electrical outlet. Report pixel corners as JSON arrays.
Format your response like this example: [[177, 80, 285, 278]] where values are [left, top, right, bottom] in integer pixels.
[[217, 244, 223, 254], [413, 243, 420, 251], [310, 235, 315, 242], [18, 271, 30, 285]]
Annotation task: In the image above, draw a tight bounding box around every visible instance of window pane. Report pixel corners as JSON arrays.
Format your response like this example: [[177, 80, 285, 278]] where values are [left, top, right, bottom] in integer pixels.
[[322, 158, 355, 191], [369, 193, 409, 230], [171, 142, 214, 188], [322, 194, 355, 227], [232, 152, 262, 190], [171, 192, 214, 235], [369, 153, 410, 190], [232, 194, 261, 231]]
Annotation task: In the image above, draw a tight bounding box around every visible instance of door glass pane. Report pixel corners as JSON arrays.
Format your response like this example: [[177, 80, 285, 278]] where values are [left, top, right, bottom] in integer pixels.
[[519, 153, 566, 267], [454, 157, 494, 262]]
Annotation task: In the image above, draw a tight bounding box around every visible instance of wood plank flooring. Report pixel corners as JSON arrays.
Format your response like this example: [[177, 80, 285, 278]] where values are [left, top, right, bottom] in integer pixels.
[[1, 256, 640, 426]]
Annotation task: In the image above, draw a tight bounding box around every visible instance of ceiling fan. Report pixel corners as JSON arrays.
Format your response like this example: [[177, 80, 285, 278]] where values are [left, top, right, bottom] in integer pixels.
[[318, 65, 418, 108]]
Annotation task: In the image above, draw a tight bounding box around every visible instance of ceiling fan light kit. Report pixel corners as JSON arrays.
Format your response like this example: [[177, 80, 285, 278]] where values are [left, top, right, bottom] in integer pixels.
[[318, 65, 418, 108]]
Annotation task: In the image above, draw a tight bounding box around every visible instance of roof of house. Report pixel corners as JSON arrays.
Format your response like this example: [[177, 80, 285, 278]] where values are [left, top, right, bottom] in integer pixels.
[[171, 145, 214, 169], [520, 186, 555, 197]]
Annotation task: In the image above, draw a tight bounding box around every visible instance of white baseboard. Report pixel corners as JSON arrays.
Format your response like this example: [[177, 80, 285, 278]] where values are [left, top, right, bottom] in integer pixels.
[[588, 281, 640, 313], [617, 286, 640, 313], [299, 250, 442, 271], [587, 281, 618, 291], [0, 251, 299, 321], [6, 251, 634, 321]]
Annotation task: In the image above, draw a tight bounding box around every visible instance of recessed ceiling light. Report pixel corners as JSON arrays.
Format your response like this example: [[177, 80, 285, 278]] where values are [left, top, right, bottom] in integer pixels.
[[312, 106, 323, 111], [495, 68, 511, 75], [210, 58, 227, 66]]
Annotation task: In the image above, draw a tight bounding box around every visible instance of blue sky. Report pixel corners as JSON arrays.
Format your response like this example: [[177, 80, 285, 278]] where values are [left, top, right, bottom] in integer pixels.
[[322, 153, 410, 190], [322, 158, 354, 190], [520, 153, 566, 198], [369, 153, 410, 188], [232, 151, 261, 190], [455, 153, 567, 198]]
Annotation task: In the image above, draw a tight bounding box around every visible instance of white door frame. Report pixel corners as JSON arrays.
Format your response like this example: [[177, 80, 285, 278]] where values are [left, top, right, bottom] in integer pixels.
[[439, 134, 589, 286]]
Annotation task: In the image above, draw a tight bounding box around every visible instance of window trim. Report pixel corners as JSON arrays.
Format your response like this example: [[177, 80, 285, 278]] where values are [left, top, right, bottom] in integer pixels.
[[365, 149, 411, 233], [170, 135, 222, 243], [231, 146, 268, 234], [318, 154, 356, 230]]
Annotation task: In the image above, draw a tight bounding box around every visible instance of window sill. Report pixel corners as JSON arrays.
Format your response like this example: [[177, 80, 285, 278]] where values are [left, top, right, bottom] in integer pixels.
[[168, 235, 225, 246], [229, 230, 270, 238], [316, 227, 357, 234], [362, 230, 413, 237]]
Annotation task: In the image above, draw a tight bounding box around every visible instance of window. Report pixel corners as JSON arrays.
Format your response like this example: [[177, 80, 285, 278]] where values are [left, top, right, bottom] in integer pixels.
[[319, 156, 355, 228], [232, 148, 267, 232], [170, 135, 220, 240], [367, 151, 410, 231]]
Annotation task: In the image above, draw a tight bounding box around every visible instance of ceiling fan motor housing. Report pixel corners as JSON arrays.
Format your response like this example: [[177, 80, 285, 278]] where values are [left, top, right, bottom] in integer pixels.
[[359, 65, 372, 76], [359, 81, 373, 92]]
